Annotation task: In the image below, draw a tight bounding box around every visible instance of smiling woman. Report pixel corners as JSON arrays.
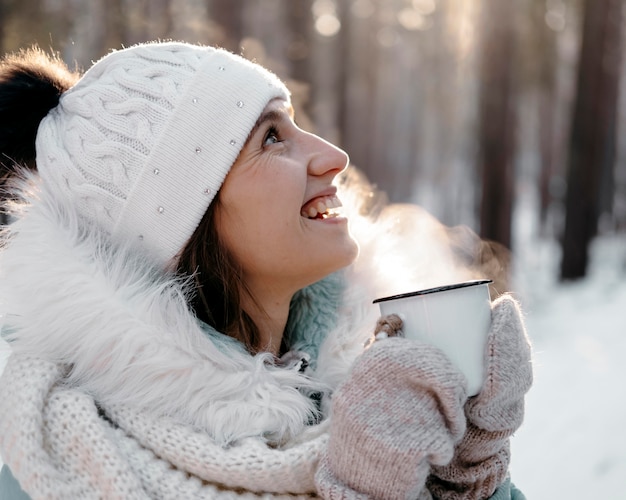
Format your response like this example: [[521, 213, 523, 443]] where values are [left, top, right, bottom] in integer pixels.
[[203, 98, 357, 354], [0, 42, 532, 499]]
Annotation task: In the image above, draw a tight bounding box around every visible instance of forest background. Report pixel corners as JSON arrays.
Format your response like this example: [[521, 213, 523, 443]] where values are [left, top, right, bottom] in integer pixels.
[[2, 0, 626, 496], [1, 0, 624, 286]]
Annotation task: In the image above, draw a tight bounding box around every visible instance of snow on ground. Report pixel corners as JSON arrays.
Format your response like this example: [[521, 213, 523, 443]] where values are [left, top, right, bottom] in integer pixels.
[[1, 234, 625, 498], [509, 234, 626, 498]]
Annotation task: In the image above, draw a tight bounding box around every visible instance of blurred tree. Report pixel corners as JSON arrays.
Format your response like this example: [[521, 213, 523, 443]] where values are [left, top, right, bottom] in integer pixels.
[[336, 0, 351, 145], [560, 0, 623, 280], [0, 0, 624, 255], [476, 0, 519, 250], [64, 1, 106, 66], [104, 0, 125, 51], [368, 0, 420, 203], [208, 0, 244, 52], [0, 0, 5, 54], [532, 0, 560, 231], [335, 0, 380, 186], [286, 0, 313, 83], [285, 0, 314, 125], [306, 0, 343, 146], [124, 0, 174, 46], [2, 0, 43, 50]]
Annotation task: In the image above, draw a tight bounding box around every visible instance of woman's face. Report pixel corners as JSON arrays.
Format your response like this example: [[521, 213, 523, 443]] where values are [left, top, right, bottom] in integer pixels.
[[216, 98, 359, 297]]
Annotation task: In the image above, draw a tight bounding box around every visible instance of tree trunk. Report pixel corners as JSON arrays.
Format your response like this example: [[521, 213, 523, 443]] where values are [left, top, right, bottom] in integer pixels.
[[286, 0, 312, 84], [0, 0, 5, 225], [336, 0, 379, 182], [209, 0, 245, 53], [283, 0, 313, 128], [0, 0, 5, 55], [534, 0, 559, 232], [477, 0, 518, 250], [103, 0, 124, 51], [560, 0, 622, 280]]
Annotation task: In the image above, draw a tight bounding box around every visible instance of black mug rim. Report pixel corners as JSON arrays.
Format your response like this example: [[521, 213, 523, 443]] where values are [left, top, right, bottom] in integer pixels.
[[373, 279, 493, 304]]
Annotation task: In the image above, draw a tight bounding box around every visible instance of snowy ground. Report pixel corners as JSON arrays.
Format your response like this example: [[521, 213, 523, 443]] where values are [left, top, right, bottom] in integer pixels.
[[509, 234, 626, 498], [1, 234, 625, 498]]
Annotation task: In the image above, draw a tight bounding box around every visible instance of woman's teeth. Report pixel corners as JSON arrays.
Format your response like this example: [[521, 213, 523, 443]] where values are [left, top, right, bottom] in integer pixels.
[[301, 195, 342, 219]]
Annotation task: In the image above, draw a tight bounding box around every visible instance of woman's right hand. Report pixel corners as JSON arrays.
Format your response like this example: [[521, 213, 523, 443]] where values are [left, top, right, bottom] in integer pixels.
[[315, 336, 468, 499]]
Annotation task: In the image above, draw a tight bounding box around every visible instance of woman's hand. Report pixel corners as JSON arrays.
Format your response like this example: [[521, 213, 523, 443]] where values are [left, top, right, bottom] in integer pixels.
[[427, 295, 533, 499], [315, 336, 468, 499]]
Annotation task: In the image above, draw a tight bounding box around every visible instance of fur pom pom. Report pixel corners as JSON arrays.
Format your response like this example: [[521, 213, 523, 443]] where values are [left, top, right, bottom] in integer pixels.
[[0, 47, 79, 172]]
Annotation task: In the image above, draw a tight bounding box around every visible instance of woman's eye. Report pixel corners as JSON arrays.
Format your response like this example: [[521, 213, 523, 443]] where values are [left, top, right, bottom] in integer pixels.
[[263, 126, 280, 146]]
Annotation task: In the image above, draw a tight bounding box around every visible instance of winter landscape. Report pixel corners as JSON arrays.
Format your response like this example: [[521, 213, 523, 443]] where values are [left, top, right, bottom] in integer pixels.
[[1, 1, 625, 498], [508, 234, 626, 498]]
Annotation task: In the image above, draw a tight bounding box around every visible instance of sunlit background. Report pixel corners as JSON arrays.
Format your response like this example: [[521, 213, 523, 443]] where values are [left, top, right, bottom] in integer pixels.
[[2, 0, 624, 283], [1, 1, 625, 497]]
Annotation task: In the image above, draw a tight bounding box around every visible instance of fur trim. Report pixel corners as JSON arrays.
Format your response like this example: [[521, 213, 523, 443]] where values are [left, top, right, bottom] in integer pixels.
[[0, 172, 322, 445], [0, 166, 495, 446]]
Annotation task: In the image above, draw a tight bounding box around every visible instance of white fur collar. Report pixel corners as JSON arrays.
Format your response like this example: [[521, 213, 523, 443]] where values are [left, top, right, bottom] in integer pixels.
[[1, 169, 473, 446], [0, 175, 365, 445]]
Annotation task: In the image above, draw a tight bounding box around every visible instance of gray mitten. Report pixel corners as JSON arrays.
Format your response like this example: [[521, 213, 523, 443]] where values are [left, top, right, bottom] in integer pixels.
[[315, 337, 468, 500], [427, 295, 533, 499]]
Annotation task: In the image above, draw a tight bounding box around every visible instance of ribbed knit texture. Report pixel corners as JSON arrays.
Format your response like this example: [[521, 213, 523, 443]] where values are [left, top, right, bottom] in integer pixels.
[[35, 42, 289, 267], [427, 296, 533, 500], [315, 339, 468, 499]]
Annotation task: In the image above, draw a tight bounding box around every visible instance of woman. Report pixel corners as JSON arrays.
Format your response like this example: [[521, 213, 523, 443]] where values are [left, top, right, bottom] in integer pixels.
[[0, 42, 532, 499]]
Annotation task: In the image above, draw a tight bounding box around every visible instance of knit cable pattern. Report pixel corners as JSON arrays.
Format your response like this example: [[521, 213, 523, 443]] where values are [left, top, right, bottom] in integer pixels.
[[35, 43, 289, 266]]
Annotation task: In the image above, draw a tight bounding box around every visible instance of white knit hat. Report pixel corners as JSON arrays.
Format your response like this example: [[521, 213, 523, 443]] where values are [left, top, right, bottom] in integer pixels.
[[35, 42, 289, 267]]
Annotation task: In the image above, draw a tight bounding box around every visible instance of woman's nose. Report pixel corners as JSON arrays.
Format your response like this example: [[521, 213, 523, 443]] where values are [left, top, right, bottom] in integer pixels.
[[304, 132, 350, 178]]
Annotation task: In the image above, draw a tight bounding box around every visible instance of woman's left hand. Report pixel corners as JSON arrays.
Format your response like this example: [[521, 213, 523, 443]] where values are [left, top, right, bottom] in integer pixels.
[[426, 294, 533, 499]]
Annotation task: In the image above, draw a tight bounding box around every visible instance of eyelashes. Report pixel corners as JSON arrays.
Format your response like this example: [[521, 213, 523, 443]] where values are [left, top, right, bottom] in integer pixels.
[[263, 124, 281, 146], [260, 111, 298, 148]]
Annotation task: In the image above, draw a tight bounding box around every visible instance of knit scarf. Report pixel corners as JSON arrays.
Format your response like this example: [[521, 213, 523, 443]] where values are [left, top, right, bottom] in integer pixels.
[[0, 354, 333, 498]]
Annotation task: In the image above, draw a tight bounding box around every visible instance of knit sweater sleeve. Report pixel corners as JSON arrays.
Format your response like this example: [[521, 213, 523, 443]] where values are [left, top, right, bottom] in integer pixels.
[[0, 465, 31, 500], [487, 477, 527, 500]]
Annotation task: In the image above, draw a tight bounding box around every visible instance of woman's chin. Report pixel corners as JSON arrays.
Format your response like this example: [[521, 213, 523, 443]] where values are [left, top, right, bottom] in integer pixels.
[[324, 236, 360, 276], [344, 235, 360, 266]]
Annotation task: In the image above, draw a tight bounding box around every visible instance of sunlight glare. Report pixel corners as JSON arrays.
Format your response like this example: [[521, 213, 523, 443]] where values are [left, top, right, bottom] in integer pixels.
[[453, 0, 477, 60], [412, 0, 436, 15], [315, 14, 341, 37], [545, 11, 566, 31], [545, 0, 566, 31], [377, 26, 400, 47], [312, 0, 336, 17], [351, 0, 375, 19], [398, 8, 430, 31]]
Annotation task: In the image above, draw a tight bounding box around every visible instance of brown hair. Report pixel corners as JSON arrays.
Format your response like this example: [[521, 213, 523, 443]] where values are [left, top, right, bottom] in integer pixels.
[[176, 194, 261, 352]]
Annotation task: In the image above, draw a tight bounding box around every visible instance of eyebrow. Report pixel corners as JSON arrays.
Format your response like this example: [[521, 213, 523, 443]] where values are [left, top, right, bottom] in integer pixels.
[[245, 105, 295, 145]]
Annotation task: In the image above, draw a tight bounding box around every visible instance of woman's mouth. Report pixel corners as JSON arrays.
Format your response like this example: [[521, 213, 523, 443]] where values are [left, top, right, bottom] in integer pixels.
[[300, 194, 343, 220]]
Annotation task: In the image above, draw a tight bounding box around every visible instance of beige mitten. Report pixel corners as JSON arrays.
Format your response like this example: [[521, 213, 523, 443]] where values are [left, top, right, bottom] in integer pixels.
[[315, 337, 468, 499], [427, 295, 533, 499]]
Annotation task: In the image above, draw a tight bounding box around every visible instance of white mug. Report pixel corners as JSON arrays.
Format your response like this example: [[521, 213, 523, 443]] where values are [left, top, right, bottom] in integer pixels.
[[374, 279, 492, 396]]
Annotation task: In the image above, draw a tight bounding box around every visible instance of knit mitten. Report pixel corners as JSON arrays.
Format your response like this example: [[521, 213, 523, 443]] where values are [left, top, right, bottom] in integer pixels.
[[315, 337, 468, 499], [427, 295, 533, 499]]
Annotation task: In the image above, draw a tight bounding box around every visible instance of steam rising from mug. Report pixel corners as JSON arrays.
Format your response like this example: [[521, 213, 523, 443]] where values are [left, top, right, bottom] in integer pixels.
[[338, 167, 510, 298]]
